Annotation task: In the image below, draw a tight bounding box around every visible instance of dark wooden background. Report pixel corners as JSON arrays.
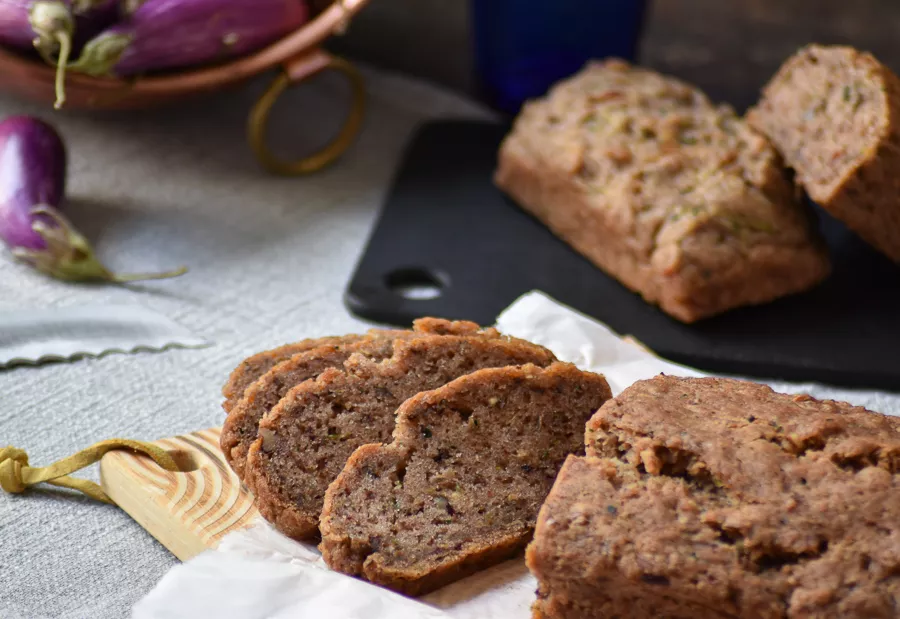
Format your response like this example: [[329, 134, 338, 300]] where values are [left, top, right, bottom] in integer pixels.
[[638, 0, 898, 110], [329, 0, 900, 112]]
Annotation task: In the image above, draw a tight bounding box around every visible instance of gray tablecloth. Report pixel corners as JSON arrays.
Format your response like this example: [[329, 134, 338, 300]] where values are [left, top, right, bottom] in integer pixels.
[[0, 66, 488, 619], [1, 65, 899, 619]]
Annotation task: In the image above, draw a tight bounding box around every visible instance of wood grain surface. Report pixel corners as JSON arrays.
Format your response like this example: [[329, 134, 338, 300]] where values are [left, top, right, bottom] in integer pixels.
[[99, 428, 257, 561]]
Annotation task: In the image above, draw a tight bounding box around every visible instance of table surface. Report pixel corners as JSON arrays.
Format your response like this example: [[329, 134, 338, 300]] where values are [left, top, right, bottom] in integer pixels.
[[1, 63, 899, 619], [0, 66, 490, 619]]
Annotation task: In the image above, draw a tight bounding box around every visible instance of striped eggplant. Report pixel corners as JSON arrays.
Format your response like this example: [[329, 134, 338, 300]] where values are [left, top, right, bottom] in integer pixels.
[[72, 0, 309, 78], [0, 115, 187, 283]]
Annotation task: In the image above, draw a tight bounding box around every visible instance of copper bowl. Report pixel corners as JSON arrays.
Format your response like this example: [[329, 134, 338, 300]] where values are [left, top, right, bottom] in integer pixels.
[[0, 0, 370, 175]]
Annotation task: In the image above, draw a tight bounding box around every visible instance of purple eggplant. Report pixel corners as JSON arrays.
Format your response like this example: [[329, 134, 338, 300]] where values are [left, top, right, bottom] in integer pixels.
[[71, 0, 309, 78], [32, 0, 119, 108], [0, 0, 76, 103], [0, 115, 187, 283], [0, 0, 50, 50], [0, 0, 117, 108], [71, 0, 120, 45], [0, 0, 115, 54]]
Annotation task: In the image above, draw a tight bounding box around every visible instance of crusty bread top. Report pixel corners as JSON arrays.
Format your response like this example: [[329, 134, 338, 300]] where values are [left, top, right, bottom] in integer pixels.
[[221, 334, 366, 412], [499, 59, 824, 277], [221, 319, 497, 412]]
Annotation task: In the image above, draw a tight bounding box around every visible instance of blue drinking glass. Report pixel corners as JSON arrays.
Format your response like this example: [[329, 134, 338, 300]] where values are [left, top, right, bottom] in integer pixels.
[[471, 0, 649, 114]]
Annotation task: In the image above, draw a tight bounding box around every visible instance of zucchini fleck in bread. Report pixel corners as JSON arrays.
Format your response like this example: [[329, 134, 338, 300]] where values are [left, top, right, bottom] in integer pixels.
[[748, 45, 900, 262], [495, 60, 830, 323], [222, 334, 365, 413], [528, 375, 900, 619], [221, 319, 500, 478], [243, 333, 557, 540], [320, 363, 612, 596]]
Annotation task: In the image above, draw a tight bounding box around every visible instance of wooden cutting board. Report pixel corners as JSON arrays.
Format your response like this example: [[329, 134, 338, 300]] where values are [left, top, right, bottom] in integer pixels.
[[99, 427, 257, 561]]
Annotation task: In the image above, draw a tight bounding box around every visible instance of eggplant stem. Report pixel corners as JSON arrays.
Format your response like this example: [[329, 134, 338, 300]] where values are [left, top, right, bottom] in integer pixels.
[[52, 30, 71, 109], [26, 206, 189, 284], [111, 266, 189, 283]]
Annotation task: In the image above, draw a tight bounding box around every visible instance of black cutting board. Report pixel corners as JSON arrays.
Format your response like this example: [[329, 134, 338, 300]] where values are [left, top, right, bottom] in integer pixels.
[[345, 120, 900, 390]]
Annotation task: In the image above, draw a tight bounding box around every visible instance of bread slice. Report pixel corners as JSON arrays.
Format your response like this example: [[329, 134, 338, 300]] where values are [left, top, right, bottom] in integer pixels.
[[319, 363, 612, 596], [528, 375, 900, 619], [221, 319, 495, 413], [243, 333, 557, 540], [222, 335, 365, 413], [222, 340, 389, 479], [748, 45, 900, 262], [496, 59, 830, 322], [221, 319, 502, 478]]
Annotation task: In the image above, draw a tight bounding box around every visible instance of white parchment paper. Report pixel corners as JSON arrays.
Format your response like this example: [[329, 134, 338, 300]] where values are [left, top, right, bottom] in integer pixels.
[[129, 291, 896, 619], [0, 304, 208, 368]]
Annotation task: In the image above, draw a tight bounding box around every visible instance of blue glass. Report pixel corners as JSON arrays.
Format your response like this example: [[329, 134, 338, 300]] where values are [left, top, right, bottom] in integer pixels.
[[471, 0, 649, 114]]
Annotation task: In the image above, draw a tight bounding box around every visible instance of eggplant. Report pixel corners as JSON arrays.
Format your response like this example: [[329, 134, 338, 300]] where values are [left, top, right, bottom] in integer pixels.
[[0, 115, 187, 283], [0, 0, 115, 54], [0, 0, 117, 108], [0, 0, 75, 99], [0, 0, 49, 50], [71, 0, 309, 78], [33, 0, 119, 107], [0, 0, 79, 55], [71, 0, 120, 45]]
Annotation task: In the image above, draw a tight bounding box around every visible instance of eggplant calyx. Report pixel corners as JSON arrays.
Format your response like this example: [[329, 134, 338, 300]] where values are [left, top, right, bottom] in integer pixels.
[[69, 33, 132, 78], [29, 1, 75, 109], [70, 0, 113, 13], [12, 206, 188, 284], [121, 0, 146, 16]]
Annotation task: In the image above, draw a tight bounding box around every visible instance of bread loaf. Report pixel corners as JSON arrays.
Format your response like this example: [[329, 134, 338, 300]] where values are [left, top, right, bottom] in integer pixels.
[[496, 60, 830, 322], [528, 375, 900, 618], [748, 44, 900, 262]]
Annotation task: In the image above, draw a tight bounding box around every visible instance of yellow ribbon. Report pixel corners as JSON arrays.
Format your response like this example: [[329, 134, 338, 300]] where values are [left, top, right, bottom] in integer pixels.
[[0, 439, 180, 504]]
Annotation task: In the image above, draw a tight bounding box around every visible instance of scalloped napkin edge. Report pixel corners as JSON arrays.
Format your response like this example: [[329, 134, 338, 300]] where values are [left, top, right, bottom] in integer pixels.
[[0, 304, 208, 368]]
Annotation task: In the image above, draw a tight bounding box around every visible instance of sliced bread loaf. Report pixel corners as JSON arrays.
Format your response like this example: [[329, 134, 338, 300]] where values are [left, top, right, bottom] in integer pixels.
[[243, 333, 557, 540], [496, 59, 830, 322], [222, 335, 365, 413], [320, 362, 612, 596], [748, 45, 900, 262], [221, 319, 501, 478]]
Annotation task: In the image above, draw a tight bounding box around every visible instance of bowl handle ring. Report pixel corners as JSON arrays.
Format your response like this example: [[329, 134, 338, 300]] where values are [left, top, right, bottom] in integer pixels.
[[247, 48, 365, 175]]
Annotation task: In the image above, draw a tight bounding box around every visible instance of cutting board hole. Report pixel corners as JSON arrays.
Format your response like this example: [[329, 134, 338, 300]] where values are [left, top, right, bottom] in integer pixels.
[[168, 449, 201, 473], [385, 268, 449, 301]]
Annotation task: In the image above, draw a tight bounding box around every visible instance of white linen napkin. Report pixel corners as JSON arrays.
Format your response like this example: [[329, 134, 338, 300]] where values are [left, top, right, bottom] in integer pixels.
[[130, 291, 892, 619], [0, 304, 208, 367]]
